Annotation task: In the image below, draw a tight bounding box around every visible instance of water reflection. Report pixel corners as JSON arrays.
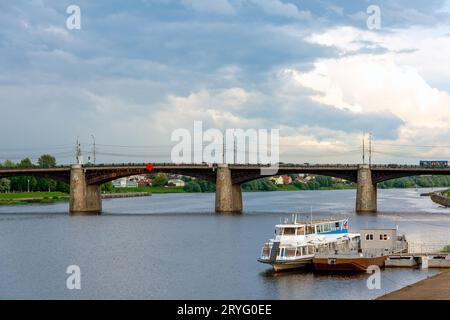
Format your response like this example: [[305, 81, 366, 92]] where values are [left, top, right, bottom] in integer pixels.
[[0, 188, 448, 299]]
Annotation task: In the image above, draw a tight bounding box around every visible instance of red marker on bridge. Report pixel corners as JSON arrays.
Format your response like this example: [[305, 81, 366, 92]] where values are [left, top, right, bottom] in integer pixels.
[[146, 163, 154, 171]]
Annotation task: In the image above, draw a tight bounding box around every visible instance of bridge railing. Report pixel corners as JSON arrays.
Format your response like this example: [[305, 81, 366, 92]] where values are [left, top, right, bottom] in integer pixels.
[[0, 165, 70, 170], [3, 163, 448, 170]]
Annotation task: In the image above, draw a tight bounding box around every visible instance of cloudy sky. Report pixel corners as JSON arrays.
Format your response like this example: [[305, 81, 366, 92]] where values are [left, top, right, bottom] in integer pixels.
[[1, 0, 450, 164]]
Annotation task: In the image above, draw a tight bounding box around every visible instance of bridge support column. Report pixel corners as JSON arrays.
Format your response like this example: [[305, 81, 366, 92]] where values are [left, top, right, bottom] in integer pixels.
[[215, 164, 242, 213], [232, 183, 243, 213], [356, 164, 377, 213], [69, 165, 102, 215]]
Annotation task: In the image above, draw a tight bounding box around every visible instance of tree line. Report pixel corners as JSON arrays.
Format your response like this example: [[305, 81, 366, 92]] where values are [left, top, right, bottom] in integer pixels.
[[0, 155, 70, 193]]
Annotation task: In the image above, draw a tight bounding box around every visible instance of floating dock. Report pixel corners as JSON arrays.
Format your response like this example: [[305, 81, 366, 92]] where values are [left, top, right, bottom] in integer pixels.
[[386, 253, 450, 268], [101, 192, 152, 199]]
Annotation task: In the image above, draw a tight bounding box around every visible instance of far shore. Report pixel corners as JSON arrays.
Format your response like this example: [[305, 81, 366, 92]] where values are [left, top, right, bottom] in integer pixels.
[[0, 186, 447, 205]]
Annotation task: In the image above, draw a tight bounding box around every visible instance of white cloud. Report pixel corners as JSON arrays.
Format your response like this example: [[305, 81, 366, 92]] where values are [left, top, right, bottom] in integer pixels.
[[181, 0, 235, 15], [249, 0, 311, 19], [306, 26, 450, 88], [154, 87, 260, 131], [297, 26, 450, 154]]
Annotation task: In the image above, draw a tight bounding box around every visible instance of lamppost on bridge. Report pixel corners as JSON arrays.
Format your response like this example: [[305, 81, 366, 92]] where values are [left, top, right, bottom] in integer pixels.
[[91, 134, 96, 164]]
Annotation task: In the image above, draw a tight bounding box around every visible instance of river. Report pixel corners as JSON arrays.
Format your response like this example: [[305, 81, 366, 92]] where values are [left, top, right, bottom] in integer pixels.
[[0, 188, 449, 299]]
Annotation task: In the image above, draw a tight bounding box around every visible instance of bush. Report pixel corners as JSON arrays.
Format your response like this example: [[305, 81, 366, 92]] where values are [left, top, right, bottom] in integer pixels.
[[183, 181, 202, 192]]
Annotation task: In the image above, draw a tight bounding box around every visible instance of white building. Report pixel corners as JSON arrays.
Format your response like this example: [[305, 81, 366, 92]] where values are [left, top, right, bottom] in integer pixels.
[[167, 179, 185, 187], [112, 177, 138, 188]]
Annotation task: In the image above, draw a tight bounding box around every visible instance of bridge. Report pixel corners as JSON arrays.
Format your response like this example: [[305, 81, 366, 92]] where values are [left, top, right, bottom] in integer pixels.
[[1, 163, 450, 214]]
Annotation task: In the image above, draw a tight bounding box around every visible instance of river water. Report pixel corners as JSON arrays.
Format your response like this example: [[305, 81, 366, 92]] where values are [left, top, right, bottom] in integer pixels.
[[0, 188, 449, 299]]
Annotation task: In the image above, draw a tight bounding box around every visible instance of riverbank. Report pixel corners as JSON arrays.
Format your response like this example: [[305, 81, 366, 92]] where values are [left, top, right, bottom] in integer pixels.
[[430, 189, 450, 207], [0, 192, 69, 204], [0, 190, 154, 204], [2, 185, 450, 205], [377, 270, 450, 300]]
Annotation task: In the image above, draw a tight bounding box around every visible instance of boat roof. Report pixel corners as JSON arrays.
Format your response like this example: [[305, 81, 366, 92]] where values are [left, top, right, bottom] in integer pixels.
[[275, 218, 348, 228], [277, 233, 360, 247]]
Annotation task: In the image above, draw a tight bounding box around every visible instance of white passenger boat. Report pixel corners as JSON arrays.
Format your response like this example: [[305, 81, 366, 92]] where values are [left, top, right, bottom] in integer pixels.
[[258, 216, 357, 271]]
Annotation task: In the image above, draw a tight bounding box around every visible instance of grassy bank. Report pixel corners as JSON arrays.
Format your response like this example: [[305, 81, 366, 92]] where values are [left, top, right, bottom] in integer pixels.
[[0, 192, 69, 204]]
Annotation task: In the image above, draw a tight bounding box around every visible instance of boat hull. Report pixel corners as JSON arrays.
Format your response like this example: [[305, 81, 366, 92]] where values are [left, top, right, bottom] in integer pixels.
[[313, 256, 387, 272], [258, 258, 313, 272]]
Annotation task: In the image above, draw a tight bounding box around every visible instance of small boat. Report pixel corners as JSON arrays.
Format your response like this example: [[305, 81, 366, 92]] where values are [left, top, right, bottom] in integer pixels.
[[258, 216, 357, 272], [313, 228, 408, 272]]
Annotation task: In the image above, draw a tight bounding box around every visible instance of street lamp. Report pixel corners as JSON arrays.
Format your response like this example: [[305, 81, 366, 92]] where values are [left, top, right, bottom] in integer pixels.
[[91, 134, 96, 164]]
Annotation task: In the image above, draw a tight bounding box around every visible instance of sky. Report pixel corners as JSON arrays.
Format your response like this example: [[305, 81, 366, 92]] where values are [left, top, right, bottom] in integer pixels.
[[1, 0, 450, 164]]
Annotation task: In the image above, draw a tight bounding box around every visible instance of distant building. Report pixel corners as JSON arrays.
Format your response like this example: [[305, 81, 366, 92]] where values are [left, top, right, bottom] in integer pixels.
[[295, 175, 307, 183], [269, 176, 284, 185], [112, 177, 139, 188], [167, 179, 185, 187], [138, 178, 152, 187], [126, 180, 138, 188], [331, 177, 346, 183], [282, 175, 292, 184], [112, 178, 127, 188], [270, 175, 292, 185]]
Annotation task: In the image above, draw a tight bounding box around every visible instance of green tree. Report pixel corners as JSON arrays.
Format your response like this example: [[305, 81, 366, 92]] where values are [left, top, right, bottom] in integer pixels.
[[19, 158, 33, 168], [315, 175, 332, 188], [101, 182, 113, 192], [38, 154, 56, 168], [294, 181, 308, 190], [153, 173, 168, 187], [307, 181, 320, 190], [2, 160, 16, 167], [56, 181, 70, 193], [0, 178, 11, 193], [198, 180, 215, 192], [183, 181, 202, 192]]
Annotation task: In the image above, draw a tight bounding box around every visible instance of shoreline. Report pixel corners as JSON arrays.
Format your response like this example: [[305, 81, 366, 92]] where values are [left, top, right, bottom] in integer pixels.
[[0, 186, 447, 206], [376, 270, 450, 300]]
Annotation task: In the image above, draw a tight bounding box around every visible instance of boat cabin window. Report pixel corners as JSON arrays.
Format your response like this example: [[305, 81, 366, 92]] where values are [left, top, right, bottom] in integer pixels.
[[262, 245, 270, 257], [305, 245, 315, 255], [379, 234, 388, 240], [366, 234, 374, 240], [306, 225, 315, 234], [285, 248, 296, 257], [296, 226, 305, 235], [317, 222, 342, 233], [282, 228, 296, 235]]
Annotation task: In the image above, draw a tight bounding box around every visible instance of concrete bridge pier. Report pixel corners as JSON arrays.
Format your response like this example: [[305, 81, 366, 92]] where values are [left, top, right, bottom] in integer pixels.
[[69, 165, 102, 215], [215, 164, 243, 213], [356, 164, 377, 213]]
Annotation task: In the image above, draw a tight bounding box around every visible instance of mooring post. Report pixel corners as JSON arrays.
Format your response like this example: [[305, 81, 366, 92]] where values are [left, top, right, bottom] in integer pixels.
[[356, 164, 377, 213], [69, 164, 102, 215]]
